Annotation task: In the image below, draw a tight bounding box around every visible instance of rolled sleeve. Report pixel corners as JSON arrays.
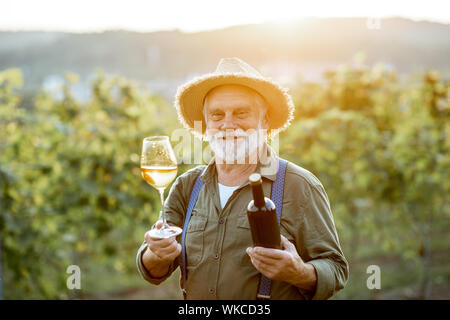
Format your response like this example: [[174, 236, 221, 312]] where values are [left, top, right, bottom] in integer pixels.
[[135, 168, 201, 286], [297, 181, 349, 300], [136, 241, 176, 285], [307, 259, 339, 300]]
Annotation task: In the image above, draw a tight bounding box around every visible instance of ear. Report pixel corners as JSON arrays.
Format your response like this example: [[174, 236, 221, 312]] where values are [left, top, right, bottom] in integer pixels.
[[260, 111, 270, 131], [264, 112, 270, 128]]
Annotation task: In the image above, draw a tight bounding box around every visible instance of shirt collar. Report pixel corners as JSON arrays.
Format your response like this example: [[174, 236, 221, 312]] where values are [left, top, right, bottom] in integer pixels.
[[200, 143, 279, 185]]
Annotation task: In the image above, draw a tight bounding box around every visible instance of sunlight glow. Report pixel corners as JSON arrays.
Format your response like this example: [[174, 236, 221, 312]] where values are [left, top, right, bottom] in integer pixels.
[[1, 0, 448, 32]]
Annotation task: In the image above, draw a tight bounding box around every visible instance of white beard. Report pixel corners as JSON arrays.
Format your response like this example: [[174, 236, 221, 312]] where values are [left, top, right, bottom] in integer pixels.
[[206, 128, 265, 164]]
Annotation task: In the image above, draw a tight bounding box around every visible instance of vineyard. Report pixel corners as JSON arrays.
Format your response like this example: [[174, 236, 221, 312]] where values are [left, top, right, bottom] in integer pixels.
[[0, 64, 449, 299]]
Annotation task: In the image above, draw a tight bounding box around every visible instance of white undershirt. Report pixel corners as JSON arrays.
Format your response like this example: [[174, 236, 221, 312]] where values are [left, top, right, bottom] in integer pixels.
[[217, 183, 240, 209]]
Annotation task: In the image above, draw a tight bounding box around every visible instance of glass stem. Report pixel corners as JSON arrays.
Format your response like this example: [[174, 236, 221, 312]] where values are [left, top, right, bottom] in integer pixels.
[[159, 188, 168, 228]]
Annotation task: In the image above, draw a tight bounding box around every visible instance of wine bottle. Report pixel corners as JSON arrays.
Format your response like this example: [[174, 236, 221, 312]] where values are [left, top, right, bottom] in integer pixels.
[[247, 173, 281, 249]]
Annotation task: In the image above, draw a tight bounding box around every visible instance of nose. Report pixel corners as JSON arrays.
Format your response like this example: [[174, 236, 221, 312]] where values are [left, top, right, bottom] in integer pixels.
[[220, 112, 239, 131]]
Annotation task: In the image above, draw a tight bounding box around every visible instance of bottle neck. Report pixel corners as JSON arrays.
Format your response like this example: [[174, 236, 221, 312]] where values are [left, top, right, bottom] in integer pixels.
[[251, 182, 265, 208]]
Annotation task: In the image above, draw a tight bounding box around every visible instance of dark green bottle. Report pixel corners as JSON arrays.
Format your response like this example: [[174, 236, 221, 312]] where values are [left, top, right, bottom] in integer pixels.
[[247, 173, 281, 249]]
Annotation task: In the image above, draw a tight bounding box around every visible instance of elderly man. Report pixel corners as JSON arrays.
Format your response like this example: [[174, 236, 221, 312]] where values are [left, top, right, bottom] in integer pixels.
[[136, 57, 349, 300]]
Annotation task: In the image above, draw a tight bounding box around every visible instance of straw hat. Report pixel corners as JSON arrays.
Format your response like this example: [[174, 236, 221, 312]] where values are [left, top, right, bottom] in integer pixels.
[[174, 57, 295, 138]]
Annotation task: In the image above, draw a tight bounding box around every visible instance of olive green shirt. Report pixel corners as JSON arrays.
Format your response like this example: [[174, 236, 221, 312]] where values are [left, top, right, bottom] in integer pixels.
[[136, 147, 349, 300]]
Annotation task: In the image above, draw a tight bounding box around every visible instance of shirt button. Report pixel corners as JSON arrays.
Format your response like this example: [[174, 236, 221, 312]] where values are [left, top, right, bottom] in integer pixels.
[[209, 288, 215, 294], [214, 253, 219, 259], [219, 218, 224, 224]]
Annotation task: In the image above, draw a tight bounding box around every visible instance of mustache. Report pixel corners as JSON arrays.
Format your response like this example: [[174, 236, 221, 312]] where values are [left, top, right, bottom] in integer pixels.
[[207, 129, 249, 139]]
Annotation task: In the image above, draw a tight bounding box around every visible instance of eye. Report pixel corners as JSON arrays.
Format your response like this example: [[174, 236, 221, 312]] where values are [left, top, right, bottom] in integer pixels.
[[210, 112, 223, 120], [237, 111, 249, 118]]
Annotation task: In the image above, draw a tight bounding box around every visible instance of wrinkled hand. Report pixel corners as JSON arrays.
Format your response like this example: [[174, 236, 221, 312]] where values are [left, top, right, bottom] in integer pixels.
[[145, 220, 181, 264], [246, 235, 306, 285]]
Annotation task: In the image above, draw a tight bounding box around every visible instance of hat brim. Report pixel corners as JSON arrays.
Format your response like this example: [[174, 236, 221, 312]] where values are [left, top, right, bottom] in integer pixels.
[[174, 72, 295, 138]]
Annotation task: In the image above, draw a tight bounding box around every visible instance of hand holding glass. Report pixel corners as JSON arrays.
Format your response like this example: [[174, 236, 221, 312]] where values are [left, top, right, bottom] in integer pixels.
[[141, 136, 182, 238]]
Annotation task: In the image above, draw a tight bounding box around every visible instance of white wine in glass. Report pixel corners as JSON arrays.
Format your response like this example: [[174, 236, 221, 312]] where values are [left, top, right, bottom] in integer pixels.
[[141, 136, 182, 238], [141, 166, 178, 189]]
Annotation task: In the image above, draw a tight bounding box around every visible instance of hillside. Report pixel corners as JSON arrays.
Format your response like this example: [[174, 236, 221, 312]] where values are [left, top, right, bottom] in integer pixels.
[[1, 17, 449, 98]]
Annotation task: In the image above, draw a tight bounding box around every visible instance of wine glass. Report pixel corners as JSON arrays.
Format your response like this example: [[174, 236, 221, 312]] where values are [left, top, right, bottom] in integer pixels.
[[141, 136, 182, 238]]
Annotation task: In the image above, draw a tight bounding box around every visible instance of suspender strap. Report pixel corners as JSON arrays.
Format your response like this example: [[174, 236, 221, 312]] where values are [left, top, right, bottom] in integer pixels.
[[181, 169, 205, 300], [181, 159, 288, 300], [257, 158, 288, 300]]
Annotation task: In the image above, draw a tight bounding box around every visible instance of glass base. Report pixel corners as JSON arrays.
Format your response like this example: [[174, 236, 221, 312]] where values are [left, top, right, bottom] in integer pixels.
[[149, 226, 183, 239]]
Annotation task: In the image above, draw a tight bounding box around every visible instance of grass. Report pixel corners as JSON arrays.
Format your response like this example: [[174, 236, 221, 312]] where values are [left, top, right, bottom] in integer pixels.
[[332, 223, 450, 300], [80, 245, 449, 300], [72, 218, 450, 300]]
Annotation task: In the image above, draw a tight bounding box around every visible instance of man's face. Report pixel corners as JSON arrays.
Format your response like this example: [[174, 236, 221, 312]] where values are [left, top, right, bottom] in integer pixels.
[[204, 85, 268, 164]]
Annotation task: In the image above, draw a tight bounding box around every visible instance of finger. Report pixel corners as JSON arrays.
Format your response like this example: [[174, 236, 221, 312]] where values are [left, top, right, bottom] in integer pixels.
[[280, 235, 299, 255], [249, 255, 275, 276], [247, 248, 273, 266], [280, 234, 293, 248], [253, 254, 281, 266], [159, 240, 180, 254], [151, 242, 181, 260], [147, 239, 178, 255], [152, 235, 177, 245], [247, 247, 283, 265], [147, 232, 177, 246], [151, 240, 179, 256], [248, 252, 262, 270], [163, 243, 182, 260], [169, 243, 182, 259], [252, 246, 285, 260], [256, 261, 273, 274], [251, 253, 279, 267], [248, 247, 281, 263], [280, 235, 295, 250], [154, 247, 181, 261]]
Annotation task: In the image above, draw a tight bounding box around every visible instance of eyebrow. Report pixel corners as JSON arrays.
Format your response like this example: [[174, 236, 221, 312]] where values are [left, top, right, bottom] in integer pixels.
[[207, 104, 253, 113]]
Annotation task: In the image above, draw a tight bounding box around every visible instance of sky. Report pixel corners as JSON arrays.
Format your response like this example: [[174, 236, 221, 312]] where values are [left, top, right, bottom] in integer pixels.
[[1, 0, 448, 33]]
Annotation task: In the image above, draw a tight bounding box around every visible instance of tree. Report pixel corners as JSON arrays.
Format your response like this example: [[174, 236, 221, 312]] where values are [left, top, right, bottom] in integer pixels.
[[1, 69, 183, 298], [388, 70, 450, 298]]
